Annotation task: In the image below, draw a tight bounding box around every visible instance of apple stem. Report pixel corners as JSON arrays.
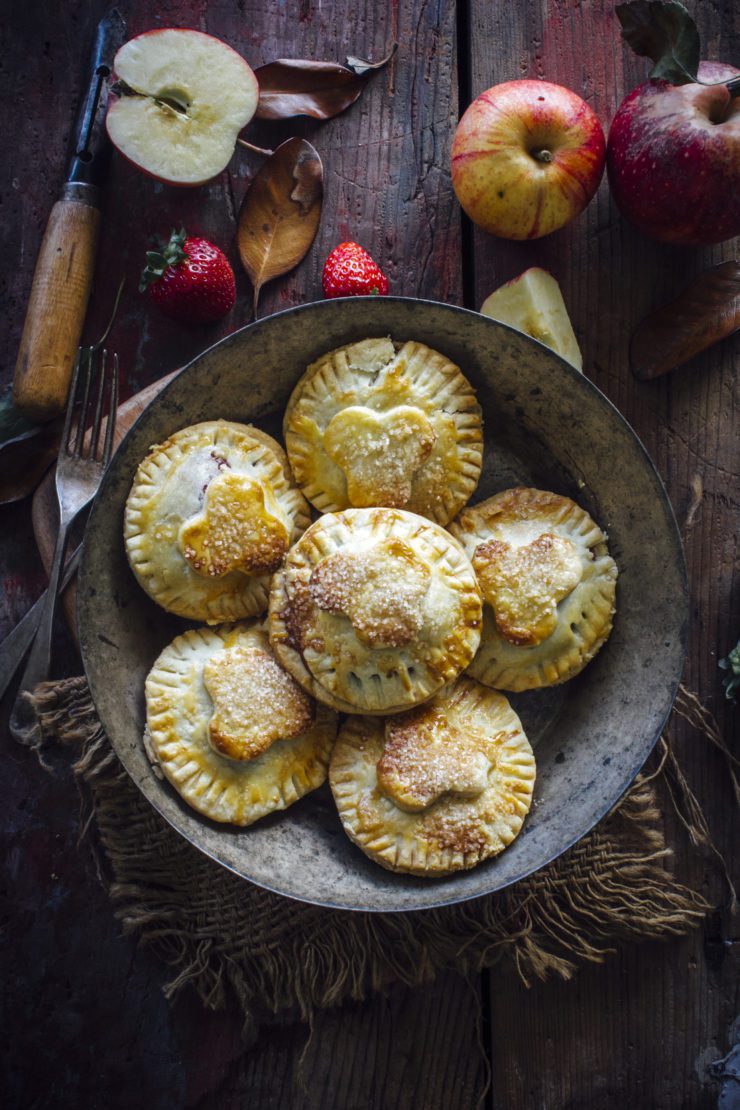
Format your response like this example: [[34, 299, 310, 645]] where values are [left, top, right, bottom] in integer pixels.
[[237, 138, 275, 157], [531, 149, 553, 164], [726, 77, 740, 99]]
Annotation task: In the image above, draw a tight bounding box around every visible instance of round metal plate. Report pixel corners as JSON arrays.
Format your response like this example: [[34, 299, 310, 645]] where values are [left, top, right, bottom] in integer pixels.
[[78, 297, 687, 912]]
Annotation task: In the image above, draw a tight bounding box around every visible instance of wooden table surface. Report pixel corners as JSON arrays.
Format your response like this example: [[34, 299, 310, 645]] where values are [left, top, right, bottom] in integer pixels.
[[2, 1, 738, 1107]]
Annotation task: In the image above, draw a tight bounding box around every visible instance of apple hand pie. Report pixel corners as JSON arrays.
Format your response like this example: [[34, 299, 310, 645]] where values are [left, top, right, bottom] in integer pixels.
[[125, 421, 310, 623], [284, 337, 483, 525], [144, 621, 337, 825], [268, 507, 483, 715], [329, 676, 536, 875], [450, 487, 618, 691]]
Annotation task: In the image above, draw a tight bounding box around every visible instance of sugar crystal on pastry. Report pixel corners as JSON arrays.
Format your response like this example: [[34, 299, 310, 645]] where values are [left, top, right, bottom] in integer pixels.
[[473, 532, 583, 646], [125, 421, 310, 623], [329, 676, 535, 875], [181, 472, 290, 578], [284, 338, 483, 525], [204, 643, 314, 761], [269, 507, 482, 714], [450, 487, 617, 691], [145, 621, 337, 826], [308, 538, 431, 648], [378, 705, 490, 811], [323, 405, 436, 508]]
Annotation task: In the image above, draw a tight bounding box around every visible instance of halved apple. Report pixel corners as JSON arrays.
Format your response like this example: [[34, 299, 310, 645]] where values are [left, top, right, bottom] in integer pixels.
[[480, 268, 583, 371], [106, 29, 259, 186]]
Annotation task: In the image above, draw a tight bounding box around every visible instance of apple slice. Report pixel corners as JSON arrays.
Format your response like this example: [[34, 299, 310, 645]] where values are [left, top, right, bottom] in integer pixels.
[[480, 268, 583, 372], [106, 29, 259, 186]]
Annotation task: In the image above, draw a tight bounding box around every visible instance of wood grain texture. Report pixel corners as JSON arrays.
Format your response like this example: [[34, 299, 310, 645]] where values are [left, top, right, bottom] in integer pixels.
[[13, 196, 101, 421], [2, 0, 739, 1107], [176, 974, 487, 1109], [464, 1, 739, 1106], [2, 2, 490, 1108]]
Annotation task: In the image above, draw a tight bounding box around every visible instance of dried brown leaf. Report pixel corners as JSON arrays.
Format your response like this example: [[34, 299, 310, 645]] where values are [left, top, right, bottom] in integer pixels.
[[630, 261, 740, 380], [345, 42, 398, 77], [237, 137, 323, 315], [254, 45, 396, 120], [255, 59, 364, 120]]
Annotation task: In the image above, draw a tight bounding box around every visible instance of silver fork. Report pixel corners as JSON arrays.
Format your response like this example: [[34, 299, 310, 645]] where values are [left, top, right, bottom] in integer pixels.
[[9, 345, 119, 745]]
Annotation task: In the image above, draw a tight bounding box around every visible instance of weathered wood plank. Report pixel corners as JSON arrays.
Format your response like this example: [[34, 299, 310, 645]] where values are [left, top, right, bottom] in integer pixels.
[[1, 2, 492, 1108], [464, 1, 739, 1106], [178, 973, 486, 1110]]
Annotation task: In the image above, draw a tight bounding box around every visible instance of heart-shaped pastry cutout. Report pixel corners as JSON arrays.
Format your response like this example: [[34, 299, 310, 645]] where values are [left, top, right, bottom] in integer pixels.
[[204, 644, 314, 761], [323, 405, 436, 508], [309, 537, 431, 648], [377, 704, 491, 812], [180, 471, 290, 578], [473, 532, 583, 646]]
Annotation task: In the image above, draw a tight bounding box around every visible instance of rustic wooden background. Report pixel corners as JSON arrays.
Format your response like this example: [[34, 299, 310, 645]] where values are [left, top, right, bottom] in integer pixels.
[[1, 1, 738, 1107]]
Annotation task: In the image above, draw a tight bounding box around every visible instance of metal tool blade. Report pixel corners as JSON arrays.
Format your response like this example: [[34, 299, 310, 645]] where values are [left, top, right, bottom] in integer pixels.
[[66, 9, 127, 191]]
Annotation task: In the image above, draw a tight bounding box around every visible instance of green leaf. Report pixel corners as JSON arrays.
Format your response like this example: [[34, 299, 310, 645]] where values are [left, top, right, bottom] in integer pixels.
[[0, 390, 36, 442], [616, 1, 700, 85], [140, 229, 189, 292], [719, 638, 740, 703]]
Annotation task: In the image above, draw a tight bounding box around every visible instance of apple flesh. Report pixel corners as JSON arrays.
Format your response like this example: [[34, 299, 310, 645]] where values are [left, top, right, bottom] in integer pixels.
[[106, 29, 259, 186], [607, 62, 740, 246], [451, 80, 606, 240], [480, 268, 583, 371]]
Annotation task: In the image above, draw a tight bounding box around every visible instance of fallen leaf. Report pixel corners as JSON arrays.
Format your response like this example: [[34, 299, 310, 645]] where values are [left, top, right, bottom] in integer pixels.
[[630, 261, 740, 379], [616, 1, 700, 85], [254, 45, 396, 120], [0, 391, 59, 504], [345, 42, 398, 78], [237, 137, 323, 315]]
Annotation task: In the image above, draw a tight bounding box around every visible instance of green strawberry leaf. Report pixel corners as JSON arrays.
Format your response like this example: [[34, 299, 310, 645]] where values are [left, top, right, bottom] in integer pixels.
[[616, 1, 700, 85], [719, 638, 740, 703], [140, 228, 189, 292]]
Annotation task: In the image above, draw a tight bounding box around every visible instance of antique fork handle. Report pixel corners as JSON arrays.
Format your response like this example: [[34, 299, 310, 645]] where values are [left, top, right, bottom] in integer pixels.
[[0, 544, 82, 704], [9, 513, 78, 744]]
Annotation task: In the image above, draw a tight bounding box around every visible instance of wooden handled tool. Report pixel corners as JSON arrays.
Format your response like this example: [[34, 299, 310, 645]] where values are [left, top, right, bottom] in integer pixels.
[[13, 187, 102, 421], [12, 9, 126, 423]]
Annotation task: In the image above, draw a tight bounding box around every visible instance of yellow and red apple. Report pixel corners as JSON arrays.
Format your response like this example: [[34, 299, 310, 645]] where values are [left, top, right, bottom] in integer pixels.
[[607, 62, 740, 246], [451, 79, 606, 240], [106, 29, 259, 186]]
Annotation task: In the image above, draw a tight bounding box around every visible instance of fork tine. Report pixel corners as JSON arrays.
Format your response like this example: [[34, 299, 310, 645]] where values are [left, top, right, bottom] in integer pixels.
[[89, 348, 108, 460], [102, 353, 120, 467], [74, 347, 95, 457], [62, 350, 83, 455]]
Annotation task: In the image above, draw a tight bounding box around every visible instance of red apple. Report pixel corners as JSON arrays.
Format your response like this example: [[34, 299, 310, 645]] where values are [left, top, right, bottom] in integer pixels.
[[607, 62, 740, 246], [106, 29, 259, 187], [451, 80, 606, 240]]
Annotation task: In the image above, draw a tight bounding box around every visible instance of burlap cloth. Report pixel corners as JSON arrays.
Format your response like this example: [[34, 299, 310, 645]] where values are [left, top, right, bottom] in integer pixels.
[[28, 677, 733, 1040]]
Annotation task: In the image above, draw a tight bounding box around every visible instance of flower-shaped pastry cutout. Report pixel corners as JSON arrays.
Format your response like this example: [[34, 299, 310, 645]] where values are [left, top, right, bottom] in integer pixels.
[[473, 532, 583, 646], [204, 643, 314, 761], [308, 537, 431, 648], [377, 704, 491, 812], [323, 405, 436, 508], [180, 471, 290, 579]]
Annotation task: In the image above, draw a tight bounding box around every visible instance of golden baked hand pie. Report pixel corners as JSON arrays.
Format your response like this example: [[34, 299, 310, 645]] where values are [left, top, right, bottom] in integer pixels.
[[144, 621, 337, 825], [268, 507, 483, 714], [125, 421, 311, 623], [449, 487, 618, 691], [284, 337, 483, 525], [329, 676, 535, 875]]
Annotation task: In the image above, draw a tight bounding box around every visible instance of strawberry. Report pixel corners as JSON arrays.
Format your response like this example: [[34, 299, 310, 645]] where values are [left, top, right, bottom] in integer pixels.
[[322, 242, 389, 298], [140, 228, 236, 324]]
